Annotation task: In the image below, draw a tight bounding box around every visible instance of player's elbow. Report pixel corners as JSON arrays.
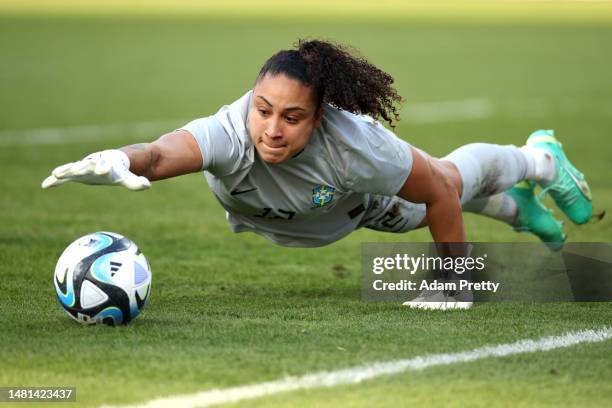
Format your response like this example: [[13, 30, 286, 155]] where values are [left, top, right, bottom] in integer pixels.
[[397, 147, 461, 205], [150, 145, 170, 181], [146, 131, 203, 181], [140, 143, 163, 181], [429, 160, 460, 203]]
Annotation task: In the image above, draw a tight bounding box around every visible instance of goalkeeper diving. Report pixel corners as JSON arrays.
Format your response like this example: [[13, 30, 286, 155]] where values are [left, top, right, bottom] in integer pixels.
[[42, 39, 596, 309]]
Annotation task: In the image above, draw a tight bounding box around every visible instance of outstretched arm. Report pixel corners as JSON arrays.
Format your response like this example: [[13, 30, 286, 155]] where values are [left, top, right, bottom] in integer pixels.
[[396, 147, 466, 243], [42, 130, 202, 190], [120, 130, 202, 181]]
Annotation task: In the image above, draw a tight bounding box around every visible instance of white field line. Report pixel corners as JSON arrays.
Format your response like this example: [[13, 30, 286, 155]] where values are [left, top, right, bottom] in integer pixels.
[[102, 327, 612, 408], [403, 98, 493, 123], [0, 119, 188, 147], [0, 98, 493, 147]]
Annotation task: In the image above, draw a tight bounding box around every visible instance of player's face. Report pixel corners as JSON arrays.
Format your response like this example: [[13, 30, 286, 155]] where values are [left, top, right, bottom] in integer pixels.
[[249, 74, 323, 164]]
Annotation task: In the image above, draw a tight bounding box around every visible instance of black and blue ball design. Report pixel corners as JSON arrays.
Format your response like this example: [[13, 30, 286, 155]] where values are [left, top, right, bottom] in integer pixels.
[[54, 232, 152, 326]]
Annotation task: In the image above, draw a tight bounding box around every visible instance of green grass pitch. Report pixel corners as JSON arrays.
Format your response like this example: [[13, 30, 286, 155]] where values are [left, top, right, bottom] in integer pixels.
[[1, 2, 611, 407]]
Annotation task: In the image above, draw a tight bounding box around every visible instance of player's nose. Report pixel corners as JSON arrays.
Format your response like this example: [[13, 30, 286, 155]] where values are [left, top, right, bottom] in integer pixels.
[[264, 117, 283, 138]]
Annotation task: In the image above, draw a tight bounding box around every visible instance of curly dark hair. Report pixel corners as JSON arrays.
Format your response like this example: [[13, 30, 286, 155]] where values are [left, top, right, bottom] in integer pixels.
[[256, 39, 403, 128]]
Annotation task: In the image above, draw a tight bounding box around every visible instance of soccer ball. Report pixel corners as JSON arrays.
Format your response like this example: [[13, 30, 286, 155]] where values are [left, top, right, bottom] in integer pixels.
[[53, 232, 152, 326]]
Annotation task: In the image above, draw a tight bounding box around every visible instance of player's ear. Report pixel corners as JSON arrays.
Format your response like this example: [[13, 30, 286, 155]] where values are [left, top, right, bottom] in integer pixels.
[[313, 105, 324, 128]]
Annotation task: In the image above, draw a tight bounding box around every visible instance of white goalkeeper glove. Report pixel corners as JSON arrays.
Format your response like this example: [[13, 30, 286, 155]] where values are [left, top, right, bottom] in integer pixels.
[[41, 149, 151, 191]]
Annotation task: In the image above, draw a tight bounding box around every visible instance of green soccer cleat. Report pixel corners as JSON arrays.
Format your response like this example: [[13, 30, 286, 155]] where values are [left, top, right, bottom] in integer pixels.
[[507, 181, 566, 251], [526, 129, 593, 225]]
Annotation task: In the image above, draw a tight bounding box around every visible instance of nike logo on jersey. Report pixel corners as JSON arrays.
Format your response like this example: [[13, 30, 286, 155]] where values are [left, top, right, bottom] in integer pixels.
[[230, 187, 258, 196]]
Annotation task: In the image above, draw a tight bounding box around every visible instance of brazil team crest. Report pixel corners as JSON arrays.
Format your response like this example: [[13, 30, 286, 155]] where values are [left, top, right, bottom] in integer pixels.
[[312, 185, 336, 208]]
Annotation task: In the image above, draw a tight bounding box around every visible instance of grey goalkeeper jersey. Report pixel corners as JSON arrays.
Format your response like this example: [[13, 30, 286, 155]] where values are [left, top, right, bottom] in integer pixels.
[[180, 91, 413, 247]]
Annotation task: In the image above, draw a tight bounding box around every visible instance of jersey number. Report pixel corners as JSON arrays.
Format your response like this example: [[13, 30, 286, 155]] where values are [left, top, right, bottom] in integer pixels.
[[254, 207, 296, 220], [380, 211, 404, 229]]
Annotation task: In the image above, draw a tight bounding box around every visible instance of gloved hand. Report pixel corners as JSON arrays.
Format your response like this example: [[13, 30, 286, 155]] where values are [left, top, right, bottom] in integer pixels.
[[41, 149, 151, 191]]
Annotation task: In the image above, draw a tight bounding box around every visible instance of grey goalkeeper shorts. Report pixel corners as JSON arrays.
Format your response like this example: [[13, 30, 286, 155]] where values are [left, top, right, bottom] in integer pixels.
[[358, 194, 427, 233], [357, 147, 487, 234]]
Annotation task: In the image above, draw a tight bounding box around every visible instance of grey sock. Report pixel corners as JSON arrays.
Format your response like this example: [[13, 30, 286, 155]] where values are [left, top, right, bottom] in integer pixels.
[[463, 193, 518, 225]]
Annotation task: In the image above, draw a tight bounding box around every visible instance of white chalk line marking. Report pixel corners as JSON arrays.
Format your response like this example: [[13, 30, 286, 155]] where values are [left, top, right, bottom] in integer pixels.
[[0, 98, 495, 147], [403, 98, 493, 123], [0, 119, 188, 147], [101, 327, 612, 408]]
